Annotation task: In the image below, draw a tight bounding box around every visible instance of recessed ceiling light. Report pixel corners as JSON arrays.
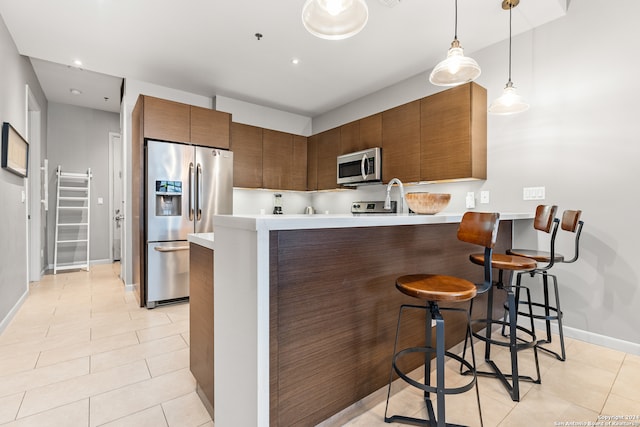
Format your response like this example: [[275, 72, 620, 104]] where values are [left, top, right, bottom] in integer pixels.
[[73, 59, 83, 67], [291, 57, 300, 65], [70, 88, 83, 95]]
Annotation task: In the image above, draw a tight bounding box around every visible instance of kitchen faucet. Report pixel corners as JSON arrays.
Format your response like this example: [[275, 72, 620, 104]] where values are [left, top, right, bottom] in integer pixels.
[[384, 178, 404, 214]]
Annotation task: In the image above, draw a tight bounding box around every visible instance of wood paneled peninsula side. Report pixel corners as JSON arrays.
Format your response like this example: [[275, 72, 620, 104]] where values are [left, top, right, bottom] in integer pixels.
[[191, 212, 533, 426]]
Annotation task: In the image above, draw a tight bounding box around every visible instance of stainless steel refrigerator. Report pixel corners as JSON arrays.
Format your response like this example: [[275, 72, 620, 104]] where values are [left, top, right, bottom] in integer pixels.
[[145, 140, 233, 308]]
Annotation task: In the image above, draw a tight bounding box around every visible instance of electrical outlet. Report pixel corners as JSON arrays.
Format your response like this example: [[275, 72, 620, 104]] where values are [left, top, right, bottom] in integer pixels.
[[466, 192, 475, 209], [480, 191, 490, 204], [523, 186, 546, 200]]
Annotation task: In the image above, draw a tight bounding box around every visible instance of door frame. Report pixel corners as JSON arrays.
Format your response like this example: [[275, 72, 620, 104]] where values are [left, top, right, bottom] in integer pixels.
[[108, 132, 124, 275], [26, 84, 43, 282]]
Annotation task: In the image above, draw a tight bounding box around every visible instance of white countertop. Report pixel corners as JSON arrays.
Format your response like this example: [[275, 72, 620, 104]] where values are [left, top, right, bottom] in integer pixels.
[[211, 212, 534, 232], [187, 232, 215, 250]]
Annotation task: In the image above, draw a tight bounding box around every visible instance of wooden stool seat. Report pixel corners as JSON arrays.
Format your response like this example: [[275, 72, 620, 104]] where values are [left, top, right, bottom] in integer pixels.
[[470, 253, 537, 271], [506, 248, 564, 263], [396, 274, 477, 302]]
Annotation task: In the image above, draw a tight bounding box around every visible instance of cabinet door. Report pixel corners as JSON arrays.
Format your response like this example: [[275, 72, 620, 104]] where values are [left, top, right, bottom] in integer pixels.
[[339, 121, 360, 154], [359, 113, 382, 150], [307, 134, 318, 191], [316, 128, 341, 190], [143, 96, 190, 143], [382, 100, 420, 183], [291, 135, 308, 191], [189, 243, 214, 415], [421, 82, 486, 181], [132, 97, 145, 307], [190, 106, 231, 149], [231, 122, 263, 188], [263, 129, 293, 190]]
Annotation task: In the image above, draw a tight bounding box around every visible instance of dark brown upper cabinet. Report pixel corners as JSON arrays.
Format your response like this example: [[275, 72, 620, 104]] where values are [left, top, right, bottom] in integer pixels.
[[420, 82, 487, 182]]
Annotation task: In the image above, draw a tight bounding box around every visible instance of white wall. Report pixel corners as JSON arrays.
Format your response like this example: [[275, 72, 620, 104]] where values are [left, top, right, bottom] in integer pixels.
[[0, 15, 48, 331], [310, 1, 640, 351], [46, 102, 120, 266], [215, 96, 312, 136]]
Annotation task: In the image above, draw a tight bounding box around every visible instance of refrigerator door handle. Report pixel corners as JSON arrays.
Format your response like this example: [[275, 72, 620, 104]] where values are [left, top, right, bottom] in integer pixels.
[[188, 162, 194, 221], [196, 163, 203, 221], [154, 245, 190, 252]]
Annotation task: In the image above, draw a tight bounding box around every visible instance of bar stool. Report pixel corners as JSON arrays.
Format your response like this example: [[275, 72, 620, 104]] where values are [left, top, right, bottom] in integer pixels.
[[460, 207, 556, 402], [507, 209, 584, 361], [384, 211, 500, 427]]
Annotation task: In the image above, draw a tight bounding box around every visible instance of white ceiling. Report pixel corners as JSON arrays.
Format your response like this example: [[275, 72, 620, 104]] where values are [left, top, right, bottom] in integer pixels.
[[0, 0, 567, 116]]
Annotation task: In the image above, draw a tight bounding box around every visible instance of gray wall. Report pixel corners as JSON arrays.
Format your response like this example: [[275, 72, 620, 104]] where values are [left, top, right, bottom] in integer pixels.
[[0, 15, 47, 329], [311, 1, 640, 349], [46, 102, 120, 266]]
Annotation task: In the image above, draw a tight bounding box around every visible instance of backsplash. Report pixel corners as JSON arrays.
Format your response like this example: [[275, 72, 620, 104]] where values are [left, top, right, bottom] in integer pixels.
[[233, 180, 488, 216]]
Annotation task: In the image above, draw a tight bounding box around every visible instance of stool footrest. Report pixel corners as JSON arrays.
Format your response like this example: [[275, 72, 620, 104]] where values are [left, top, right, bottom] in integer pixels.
[[505, 301, 562, 321], [392, 346, 476, 396], [470, 320, 537, 351]]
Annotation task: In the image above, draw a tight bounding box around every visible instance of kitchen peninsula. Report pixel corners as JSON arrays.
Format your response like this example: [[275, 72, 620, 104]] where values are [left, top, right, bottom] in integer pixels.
[[190, 212, 533, 426]]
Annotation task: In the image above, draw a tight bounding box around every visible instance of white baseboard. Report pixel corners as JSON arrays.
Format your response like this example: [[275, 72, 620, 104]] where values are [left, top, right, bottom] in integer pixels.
[[124, 283, 134, 292], [0, 289, 29, 335], [533, 318, 640, 356], [45, 258, 115, 272]]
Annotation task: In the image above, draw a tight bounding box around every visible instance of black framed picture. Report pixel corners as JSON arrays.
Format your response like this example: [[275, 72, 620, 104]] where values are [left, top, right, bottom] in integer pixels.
[[1, 122, 29, 178]]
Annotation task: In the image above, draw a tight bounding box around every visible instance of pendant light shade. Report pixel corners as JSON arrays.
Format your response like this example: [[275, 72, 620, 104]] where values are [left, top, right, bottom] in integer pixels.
[[489, 81, 529, 114], [429, 0, 481, 86], [302, 0, 369, 40], [489, 0, 529, 114]]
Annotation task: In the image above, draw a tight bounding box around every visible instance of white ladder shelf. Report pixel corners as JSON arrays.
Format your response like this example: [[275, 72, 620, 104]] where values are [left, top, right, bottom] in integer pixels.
[[53, 165, 92, 274]]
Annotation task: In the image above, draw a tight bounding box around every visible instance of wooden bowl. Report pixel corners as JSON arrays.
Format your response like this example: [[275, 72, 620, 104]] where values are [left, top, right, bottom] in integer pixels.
[[405, 192, 451, 214]]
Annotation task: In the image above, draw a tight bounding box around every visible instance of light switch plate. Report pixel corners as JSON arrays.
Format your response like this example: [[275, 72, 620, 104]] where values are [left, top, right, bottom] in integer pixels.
[[480, 191, 490, 204], [466, 192, 475, 209], [523, 186, 546, 200]]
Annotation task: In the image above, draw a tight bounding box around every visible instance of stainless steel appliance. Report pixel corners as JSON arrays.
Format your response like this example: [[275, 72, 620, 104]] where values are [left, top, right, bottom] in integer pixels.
[[337, 147, 382, 186], [145, 140, 233, 308], [351, 200, 397, 215]]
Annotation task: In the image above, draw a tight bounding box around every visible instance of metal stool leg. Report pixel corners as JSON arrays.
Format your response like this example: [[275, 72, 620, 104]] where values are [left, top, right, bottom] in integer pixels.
[[536, 272, 566, 361], [467, 271, 541, 402], [386, 302, 482, 426], [513, 270, 567, 362]]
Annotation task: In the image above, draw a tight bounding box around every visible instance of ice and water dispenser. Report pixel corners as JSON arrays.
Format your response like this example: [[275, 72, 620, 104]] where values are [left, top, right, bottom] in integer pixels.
[[155, 180, 182, 216]]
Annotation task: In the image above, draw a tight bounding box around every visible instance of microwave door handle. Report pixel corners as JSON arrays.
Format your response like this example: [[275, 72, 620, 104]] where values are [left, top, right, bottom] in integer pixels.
[[196, 163, 203, 221], [188, 162, 194, 221], [361, 153, 369, 179]]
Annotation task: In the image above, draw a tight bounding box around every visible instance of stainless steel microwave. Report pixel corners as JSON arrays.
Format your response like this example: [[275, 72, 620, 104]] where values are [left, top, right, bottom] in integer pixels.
[[337, 147, 382, 186]]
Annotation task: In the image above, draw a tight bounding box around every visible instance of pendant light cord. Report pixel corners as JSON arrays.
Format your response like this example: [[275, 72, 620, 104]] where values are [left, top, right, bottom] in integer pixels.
[[507, 3, 513, 84], [454, 0, 459, 41]]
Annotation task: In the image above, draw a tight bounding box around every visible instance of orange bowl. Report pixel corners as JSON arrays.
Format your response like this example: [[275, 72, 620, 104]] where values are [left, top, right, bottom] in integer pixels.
[[405, 192, 451, 214]]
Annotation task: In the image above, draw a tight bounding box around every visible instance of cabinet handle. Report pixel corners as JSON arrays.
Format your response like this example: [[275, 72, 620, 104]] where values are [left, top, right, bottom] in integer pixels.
[[189, 162, 194, 221], [196, 163, 202, 221], [154, 245, 190, 252]]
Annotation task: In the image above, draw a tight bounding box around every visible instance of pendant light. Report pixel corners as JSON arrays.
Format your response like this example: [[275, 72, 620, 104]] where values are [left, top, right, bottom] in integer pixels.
[[429, 0, 481, 86], [302, 0, 369, 41], [489, 0, 529, 114]]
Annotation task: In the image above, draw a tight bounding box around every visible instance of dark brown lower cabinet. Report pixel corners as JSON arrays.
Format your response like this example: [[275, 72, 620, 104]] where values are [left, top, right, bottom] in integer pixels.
[[189, 243, 214, 418]]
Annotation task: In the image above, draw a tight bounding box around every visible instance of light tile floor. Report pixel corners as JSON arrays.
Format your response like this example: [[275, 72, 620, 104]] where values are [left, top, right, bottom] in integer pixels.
[[1, 263, 639, 426]]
